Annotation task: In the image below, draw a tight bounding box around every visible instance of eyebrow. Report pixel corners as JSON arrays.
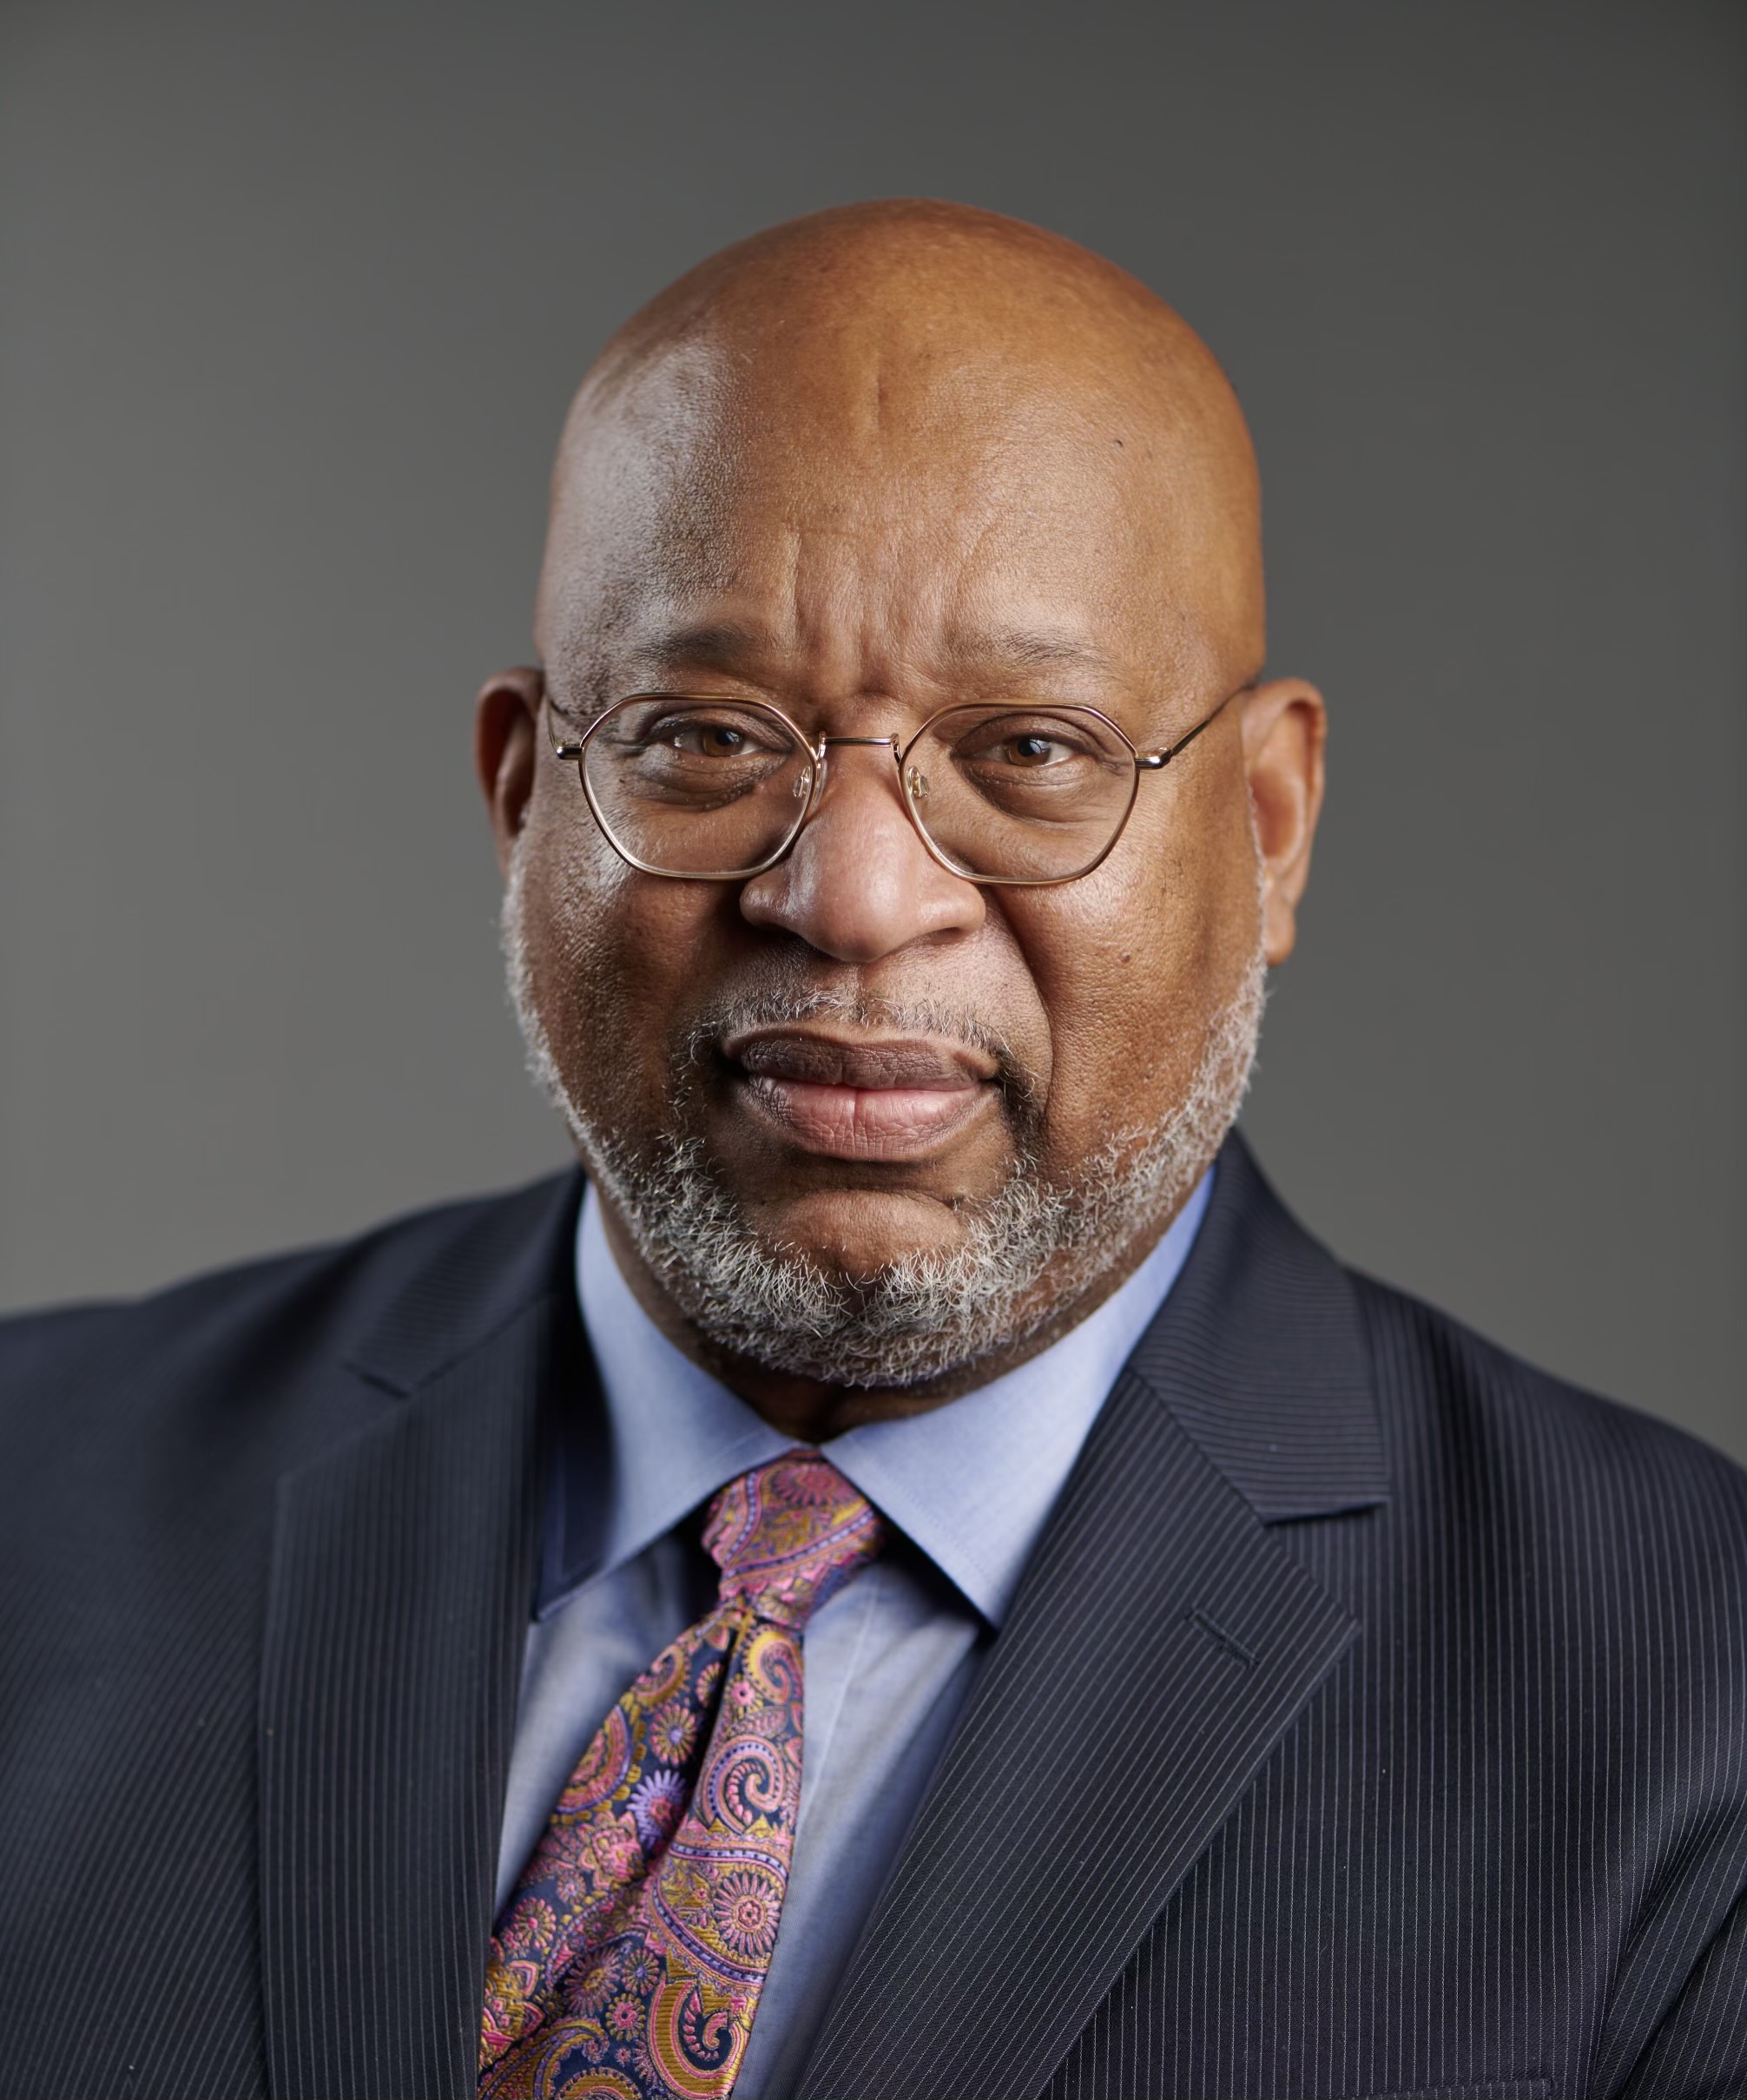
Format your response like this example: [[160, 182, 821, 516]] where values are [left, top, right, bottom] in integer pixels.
[[628, 622, 773, 678], [939, 627, 1119, 679], [617, 621, 1121, 686]]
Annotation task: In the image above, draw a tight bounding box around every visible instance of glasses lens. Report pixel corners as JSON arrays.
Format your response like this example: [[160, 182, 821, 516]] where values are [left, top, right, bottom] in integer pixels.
[[581, 697, 814, 875], [904, 705, 1137, 880]]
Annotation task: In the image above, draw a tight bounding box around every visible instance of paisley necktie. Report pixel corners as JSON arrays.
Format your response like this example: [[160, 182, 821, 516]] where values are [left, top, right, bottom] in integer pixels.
[[479, 1450, 885, 2099]]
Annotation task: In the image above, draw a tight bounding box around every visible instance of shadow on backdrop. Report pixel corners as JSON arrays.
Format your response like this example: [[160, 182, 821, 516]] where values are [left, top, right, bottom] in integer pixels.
[[1, 0, 1742, 1458]]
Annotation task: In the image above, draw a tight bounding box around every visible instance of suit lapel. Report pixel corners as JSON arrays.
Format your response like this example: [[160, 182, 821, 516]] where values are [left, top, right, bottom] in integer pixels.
[[259, 1175, 584, 2100], [799, 1136, 1387, 2100]]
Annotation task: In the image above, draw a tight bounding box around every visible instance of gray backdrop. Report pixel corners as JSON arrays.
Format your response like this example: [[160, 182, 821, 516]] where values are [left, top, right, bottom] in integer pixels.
[[3, 1, 1742, 1462]]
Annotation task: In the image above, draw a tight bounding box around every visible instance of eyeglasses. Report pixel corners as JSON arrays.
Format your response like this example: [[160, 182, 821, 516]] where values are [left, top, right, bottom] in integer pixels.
[[544, 682, 1242, 886]]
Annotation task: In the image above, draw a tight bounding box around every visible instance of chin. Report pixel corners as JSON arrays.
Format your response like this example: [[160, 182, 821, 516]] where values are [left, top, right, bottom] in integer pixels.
[[742, 1184, 973, 1279]]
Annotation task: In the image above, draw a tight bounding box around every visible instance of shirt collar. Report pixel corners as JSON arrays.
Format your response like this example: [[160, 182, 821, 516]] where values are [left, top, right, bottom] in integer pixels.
[[543, 1168, 1212, 1627]]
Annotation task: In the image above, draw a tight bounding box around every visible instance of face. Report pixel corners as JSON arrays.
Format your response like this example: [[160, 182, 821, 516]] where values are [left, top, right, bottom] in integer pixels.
[[478, 320, 1323, 1407]]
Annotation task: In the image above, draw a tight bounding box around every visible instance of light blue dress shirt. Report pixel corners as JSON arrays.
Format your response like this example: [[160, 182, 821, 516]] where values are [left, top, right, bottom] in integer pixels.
[[495, 1167, 1212, 2097]]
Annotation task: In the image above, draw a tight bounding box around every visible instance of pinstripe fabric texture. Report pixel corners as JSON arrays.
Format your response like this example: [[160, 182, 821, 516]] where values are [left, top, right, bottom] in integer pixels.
[[1, 1136, 1743, 2098], [0, 1177, 572, 2100], [801, 1145, 1747, 2100], [260, 1309, 546, 2096]]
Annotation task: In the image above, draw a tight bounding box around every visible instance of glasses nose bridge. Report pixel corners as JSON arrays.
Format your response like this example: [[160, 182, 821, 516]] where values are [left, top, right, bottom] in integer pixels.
[[791, 729, 925, 857]]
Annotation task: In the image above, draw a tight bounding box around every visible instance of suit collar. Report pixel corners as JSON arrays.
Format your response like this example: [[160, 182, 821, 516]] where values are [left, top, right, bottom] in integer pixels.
[[260, 1170, 583, 2099], [798, 1132, 1385, 2100], [1128, 1129, 1388, 1523], [340, 1168, 585, 1399]]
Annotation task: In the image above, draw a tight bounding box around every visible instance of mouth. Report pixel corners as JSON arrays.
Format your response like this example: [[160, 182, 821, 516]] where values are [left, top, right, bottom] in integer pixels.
[[719, 1024, 1002, 1162]]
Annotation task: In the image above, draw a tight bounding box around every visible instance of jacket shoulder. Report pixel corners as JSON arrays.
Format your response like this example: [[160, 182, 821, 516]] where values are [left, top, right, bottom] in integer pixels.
[[0, 1170, 583, 1436], [1350, 1266, 1747, 1550]]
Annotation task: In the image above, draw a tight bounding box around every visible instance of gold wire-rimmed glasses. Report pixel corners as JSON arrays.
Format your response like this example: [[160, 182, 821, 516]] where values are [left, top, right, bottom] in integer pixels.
[[544, 683, 1243, 886]]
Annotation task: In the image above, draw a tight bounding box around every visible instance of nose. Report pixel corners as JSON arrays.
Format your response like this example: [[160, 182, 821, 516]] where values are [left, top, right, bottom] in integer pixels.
[[737, 741, 985, 962]]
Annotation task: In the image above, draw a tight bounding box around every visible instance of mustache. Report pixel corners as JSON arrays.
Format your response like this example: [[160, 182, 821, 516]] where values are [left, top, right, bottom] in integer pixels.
[[679, 986, 1039, 1104]]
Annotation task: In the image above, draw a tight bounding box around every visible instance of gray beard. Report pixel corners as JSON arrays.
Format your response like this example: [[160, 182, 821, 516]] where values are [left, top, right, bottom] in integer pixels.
[[503, 850, 1264, 1389]]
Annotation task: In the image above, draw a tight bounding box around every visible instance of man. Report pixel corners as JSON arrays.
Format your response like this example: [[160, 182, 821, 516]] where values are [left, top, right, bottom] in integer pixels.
[[0, 201, 1742, 2100]]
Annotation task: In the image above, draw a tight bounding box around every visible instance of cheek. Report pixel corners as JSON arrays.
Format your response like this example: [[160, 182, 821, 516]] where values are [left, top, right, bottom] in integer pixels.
[[1011, 780, 1258, 1156], [517, 778, 733, 1127]]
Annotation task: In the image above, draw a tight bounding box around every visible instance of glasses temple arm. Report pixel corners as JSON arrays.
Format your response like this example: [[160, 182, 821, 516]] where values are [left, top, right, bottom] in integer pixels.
[[542, 692, 590, 761], [1138, 682, 1248, 768]]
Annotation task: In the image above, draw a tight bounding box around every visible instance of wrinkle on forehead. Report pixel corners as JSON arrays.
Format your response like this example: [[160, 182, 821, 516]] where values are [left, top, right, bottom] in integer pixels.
[[537, 201, 1264, 708]]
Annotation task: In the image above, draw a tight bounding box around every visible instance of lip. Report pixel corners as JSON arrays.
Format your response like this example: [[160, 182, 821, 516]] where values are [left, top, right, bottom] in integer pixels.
[[721, 1026, 1000, 1162]]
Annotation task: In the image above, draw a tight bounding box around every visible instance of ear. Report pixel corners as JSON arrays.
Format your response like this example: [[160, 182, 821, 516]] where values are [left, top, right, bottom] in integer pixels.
[[1238, 677, 1326, 966], [474, 666, 544, 880]]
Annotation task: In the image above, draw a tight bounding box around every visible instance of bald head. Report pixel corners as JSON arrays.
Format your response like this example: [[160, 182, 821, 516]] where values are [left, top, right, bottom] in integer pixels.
[[536, 200, 1264, 706]]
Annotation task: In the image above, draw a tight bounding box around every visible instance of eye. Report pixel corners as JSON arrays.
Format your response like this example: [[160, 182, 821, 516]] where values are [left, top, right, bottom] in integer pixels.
[[953, 722, 1094, 770], [612, 704, 796, 761], [1003, 733, 1067, 766], [672, 722, 752, 756]]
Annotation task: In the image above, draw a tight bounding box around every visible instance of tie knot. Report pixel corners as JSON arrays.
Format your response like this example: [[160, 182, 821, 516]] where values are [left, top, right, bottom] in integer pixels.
[[703, 1452, 884, 1630]]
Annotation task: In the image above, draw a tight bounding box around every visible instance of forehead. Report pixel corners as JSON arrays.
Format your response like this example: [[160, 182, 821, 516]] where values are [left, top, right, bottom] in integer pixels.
[[537, 332, 1224, 702]]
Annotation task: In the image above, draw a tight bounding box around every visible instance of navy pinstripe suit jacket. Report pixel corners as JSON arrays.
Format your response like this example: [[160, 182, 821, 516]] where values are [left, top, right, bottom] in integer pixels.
[[1, 1136, 1743, 2099]]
